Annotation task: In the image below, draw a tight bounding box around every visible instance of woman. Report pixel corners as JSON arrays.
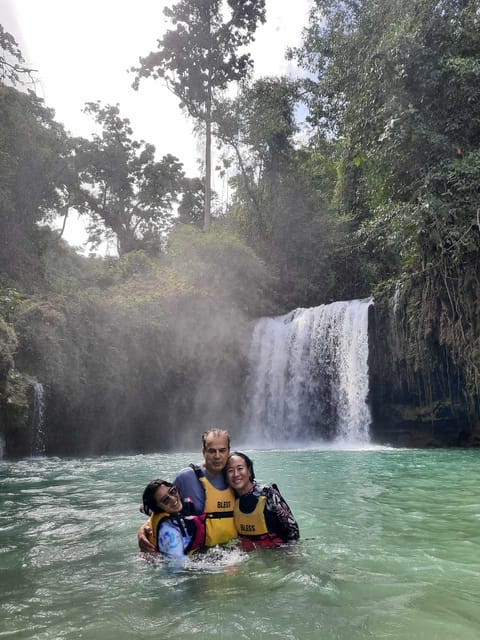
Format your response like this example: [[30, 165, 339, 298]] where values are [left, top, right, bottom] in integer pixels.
[[225, 452, 299, 548], [141, 479, 205, 558]]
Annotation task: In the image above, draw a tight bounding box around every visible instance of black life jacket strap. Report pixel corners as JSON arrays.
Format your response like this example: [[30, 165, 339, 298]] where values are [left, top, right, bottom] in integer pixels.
[[171, 515, 187, 538], [205, 511, 234, 519], [189, 463, 203, 479]]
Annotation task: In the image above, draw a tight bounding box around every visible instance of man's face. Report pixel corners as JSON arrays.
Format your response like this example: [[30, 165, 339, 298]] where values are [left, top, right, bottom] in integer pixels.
[[203, 433, 230, 476]]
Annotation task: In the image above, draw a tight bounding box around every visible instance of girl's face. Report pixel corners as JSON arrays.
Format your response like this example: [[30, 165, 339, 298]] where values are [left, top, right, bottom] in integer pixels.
[[226, 455, 253, 496], [154, 484, 182, 514]]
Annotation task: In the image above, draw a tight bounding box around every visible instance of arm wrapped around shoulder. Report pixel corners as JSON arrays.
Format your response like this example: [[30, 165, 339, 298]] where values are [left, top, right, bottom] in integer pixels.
[[137, 520, 156, 553]]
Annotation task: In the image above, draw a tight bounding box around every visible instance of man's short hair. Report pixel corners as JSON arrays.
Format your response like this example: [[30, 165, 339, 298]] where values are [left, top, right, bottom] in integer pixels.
[[202, 428, 231, 450]]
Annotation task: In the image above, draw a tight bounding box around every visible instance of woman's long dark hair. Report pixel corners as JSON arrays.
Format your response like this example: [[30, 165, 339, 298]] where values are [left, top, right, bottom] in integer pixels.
[[142, 479, 172, 515]]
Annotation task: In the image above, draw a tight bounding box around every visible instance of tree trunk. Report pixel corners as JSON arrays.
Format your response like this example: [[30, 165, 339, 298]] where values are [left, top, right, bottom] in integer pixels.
[[57, 204, 70, 239], [204, 89, 211, 232], [204, 5, 212, 232]]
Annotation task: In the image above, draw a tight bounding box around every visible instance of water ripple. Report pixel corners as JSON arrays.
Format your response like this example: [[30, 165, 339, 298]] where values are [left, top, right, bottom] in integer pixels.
[[1, 450, 480, 639]]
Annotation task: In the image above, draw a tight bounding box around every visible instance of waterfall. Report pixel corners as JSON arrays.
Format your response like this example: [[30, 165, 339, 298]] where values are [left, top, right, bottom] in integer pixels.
[[31, 381, 46, 456], [243, 299, 373, 446], [392, 281, 403, 316]]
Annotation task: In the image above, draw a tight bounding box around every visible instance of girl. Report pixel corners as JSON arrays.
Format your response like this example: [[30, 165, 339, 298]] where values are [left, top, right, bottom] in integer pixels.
[[141, 479, 205, 558]]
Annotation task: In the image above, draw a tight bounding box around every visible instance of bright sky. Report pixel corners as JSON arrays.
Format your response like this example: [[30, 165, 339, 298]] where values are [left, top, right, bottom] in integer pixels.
[[0, 0, 311, 250]]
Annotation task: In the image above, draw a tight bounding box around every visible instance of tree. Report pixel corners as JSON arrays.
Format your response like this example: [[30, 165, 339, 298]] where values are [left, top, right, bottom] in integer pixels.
[[218, 78, 341, 307], [178, 176, 204, 227], [0, 84, 75, 285], [217, 77, 299, 237], [0, 24, 34, 85], [132, 0, 266, 231], [290, 1, 480, 281], [0, 26, 79, 286], [76, 102, 185, 256], [294, 0, 480, 396]]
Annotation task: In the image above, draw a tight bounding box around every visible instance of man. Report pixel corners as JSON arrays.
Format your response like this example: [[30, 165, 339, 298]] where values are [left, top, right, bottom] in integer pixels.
[[138, 428, 237, 551]]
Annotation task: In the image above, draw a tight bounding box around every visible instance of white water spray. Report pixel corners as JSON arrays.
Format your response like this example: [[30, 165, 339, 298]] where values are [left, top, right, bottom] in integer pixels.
[[31, 381, 46, 456], [244, 299, 373, 446]]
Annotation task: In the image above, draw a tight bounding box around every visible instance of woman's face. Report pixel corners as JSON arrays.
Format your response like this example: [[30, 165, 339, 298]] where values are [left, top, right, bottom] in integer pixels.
[[226, 455, 253, 496], [154, 484, 182, 514]]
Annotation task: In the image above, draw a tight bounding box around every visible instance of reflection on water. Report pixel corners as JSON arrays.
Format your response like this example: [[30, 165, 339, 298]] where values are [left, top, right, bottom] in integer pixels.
[[1, 450, 480, 639]]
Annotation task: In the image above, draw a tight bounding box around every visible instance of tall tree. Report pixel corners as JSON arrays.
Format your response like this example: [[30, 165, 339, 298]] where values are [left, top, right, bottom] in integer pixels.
[[132, 0, 266, 231], [76, 102, 185, 256]]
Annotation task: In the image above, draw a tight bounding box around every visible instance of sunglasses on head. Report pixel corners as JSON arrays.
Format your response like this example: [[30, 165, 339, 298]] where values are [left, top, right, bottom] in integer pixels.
[[158, 485, 179, 508]]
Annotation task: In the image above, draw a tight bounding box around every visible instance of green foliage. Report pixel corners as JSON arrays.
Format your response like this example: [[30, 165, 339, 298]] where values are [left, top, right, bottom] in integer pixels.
[[76, 102, 185, 256], [0, 367, 30, 451], [178, 176, 204, 227], [0, 87, 71, 222], [0, 312, 17, 375], [2, 4, 479, 453], [217, 77, 299, 160], [0, 312, 30, 453], [0, 288, 25, 323], [296, 0, 480, 255], [293, 0, 480, 398], [167, 224, 272, 315], [2, 225, 271, 455], [0, 84, 75, 281], [218, 78, 343, 307]]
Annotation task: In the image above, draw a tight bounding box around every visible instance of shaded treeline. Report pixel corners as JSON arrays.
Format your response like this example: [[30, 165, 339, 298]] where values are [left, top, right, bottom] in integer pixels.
[[1, 229, 271, 456], [1, 0, 480, 455]]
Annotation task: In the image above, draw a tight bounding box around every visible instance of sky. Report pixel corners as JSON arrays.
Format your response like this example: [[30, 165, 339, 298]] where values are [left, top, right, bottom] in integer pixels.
[[0, 0, 312, 251]]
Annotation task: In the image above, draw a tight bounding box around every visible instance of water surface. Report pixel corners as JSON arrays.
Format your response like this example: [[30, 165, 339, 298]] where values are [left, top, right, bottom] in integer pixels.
[[1, 449, 480, 639]]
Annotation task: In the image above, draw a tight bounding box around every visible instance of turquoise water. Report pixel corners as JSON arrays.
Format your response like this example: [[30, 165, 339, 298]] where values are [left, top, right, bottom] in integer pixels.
[[1, 449, 480, 639]]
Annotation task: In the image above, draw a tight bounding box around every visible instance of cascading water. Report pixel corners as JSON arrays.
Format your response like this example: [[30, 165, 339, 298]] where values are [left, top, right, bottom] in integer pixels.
[[243, 298, 373, 446], [31, 381, 46, 456]]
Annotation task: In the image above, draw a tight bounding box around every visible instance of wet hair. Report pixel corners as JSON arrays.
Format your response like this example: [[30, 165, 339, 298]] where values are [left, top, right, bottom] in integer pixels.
[[202, 428, 231, 451], [226, 451, 255, 482], [142, 479, 172, 515]]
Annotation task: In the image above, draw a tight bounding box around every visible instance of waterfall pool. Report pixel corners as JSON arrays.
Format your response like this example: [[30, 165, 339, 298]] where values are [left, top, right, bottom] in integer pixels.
[[1, 448, 480, 639]]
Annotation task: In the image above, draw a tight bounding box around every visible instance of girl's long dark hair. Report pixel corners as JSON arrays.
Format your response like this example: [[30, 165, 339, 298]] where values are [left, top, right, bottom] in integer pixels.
[[142, 479, 172, 515]]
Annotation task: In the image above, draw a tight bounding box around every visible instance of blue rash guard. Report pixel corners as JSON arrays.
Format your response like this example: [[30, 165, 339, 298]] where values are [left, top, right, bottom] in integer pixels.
[[157, 518, 192, 559]]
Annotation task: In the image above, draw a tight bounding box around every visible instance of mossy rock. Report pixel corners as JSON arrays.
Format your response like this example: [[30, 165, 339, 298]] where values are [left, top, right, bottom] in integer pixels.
[[0, 369, 30, 457], [0, 315, 17, 376]]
